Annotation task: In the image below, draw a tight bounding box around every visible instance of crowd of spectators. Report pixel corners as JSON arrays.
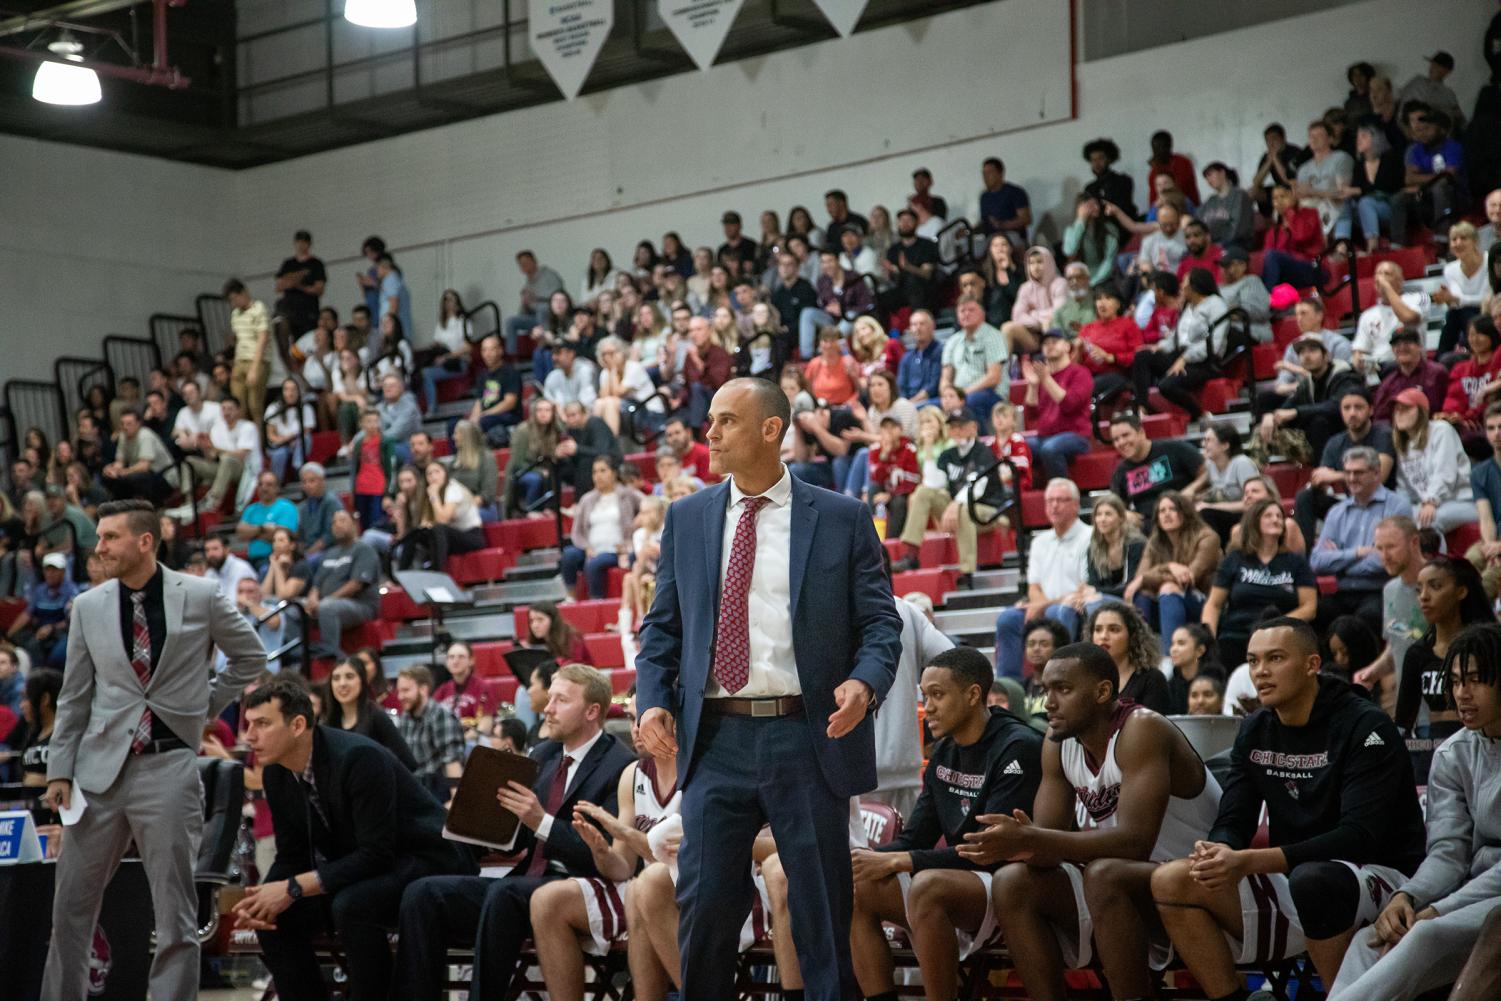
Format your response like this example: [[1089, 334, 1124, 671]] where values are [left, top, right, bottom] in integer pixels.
[[4, 41, 1501, 1001]]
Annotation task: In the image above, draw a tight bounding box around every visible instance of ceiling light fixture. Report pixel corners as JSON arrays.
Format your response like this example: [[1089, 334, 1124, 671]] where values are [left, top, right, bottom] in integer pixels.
[[31, 33, 101, 106], [344, 0, 417, 29]]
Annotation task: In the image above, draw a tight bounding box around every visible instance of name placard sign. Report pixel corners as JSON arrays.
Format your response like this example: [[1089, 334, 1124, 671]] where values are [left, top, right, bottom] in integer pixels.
[[0, 809, 42, 864]]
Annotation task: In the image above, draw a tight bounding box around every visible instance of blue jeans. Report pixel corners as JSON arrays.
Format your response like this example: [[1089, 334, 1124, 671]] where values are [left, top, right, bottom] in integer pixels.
[[532, 346, 553, 384], [561, 546, 618, 598], [965, 387, 1003, 433], [789, 461, 837, 490], [798, 308, 852, 360], [504, 305, 548, 355], [1133, 590, 1204, 642], [1034, 432, 1091, 482], [268, 434, 310, 481], [841, 447, 870, 497], [420, 363, 468, 413], [1260, 250, 1320, 290], [514, 470, 546, 511], [995, 603, 1082, 681], [1330, 201, 1355, 242]]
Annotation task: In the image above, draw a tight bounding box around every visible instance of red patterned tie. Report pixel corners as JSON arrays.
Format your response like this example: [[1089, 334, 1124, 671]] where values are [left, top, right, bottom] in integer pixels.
[[525, 754, 572, 876], [713, 496, 769, 694], [129, 591, 153, 755]]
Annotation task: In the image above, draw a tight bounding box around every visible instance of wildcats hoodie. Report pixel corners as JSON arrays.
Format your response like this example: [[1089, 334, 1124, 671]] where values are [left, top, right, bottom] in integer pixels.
[[1209, 674, 1426, 874], [876, 707, 1043, 872]]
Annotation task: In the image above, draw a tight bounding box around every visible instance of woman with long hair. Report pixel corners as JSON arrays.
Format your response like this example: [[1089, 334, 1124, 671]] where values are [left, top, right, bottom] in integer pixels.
[[1392, 389, 1476, 532], [1063, 193, 1120, 285], [23, 428, 49, 474], [580, 248, 617, 307], [1224, 476, 1306, 553], [593, 335, 654, 437], [660, 231, 692, 277], [1202, 497, 1317, 669], [1187, 421, 1262, 542], [686, 247, 715, 305], [1396, 557, 1496, 740], [260, 526, 310, 606], [631, 240, 659, 282], [1435, 221, 1486, 355], [1350, 123, 1406, 252], [1083, 493, 1146, 611], [503, 397, 565, 517], [520, 602, 591, 665], [849, 315, 901, 380], [1086, 599, 1170, 714], [710, 304, 739, 354], [263, 379, 315, 481], [1126, 490, 1222, 641], [402, 461, 486, 572], [561, 456, 644, 600], [450, 420, 500, 518], [755, 210, 784, 275], [45, 440, 74, 490], [420, 288, 473, 414], [1323, 615, 1381, 684], [321, 657, 417, 769], [698, 266, 733, 318], [865, 205, 894, 262], [631, 302, 668, 373], [384, 464, 426, 568], [1165, 623, 1224, 715], [366, 312, 413, 385], [980, 235, 1022, 328], [786, 205, 824, 252], [331, 347, 369, 442]]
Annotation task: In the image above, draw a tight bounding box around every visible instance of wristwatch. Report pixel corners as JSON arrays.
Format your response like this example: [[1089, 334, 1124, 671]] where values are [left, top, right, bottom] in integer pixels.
[[287, 877, 304, 901]]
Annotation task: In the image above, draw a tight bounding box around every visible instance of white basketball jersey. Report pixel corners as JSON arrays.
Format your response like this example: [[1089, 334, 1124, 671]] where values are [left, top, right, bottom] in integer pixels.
[[633, 757, 682, 833], [1060, 703, 1222, 862]]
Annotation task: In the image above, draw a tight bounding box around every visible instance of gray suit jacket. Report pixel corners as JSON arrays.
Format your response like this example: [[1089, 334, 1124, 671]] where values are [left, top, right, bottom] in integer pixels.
[[48, 567, 267, 793]]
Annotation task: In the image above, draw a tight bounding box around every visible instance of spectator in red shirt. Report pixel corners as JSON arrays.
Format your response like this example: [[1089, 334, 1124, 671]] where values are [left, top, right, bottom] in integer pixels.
[[1260, 183, 1326, 290], [1175, 219, 1224, 281], [680, 315, 733, 428], [1079, 283, 1144, 400], [1439, 314, 1501, 437], [1023, 330, 1095, 481], [868, 417, 920, 536], [662, 416, 716, 483], [804, 325, 862, 405], [1372, 328, 1449, 424], [431, 640, 502, 734], [1147, 130, 1201, 206], [989, 401, 1033, 491]]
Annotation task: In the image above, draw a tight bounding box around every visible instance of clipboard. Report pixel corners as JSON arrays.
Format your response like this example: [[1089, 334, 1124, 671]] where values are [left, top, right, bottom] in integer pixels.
[[442, 745, 542, 851], [503, 648, 555, 687]]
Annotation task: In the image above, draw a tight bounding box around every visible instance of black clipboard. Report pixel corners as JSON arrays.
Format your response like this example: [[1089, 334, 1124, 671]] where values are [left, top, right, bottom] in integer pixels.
[[442, 745, 542, 851], [503, 647, 554, 687]]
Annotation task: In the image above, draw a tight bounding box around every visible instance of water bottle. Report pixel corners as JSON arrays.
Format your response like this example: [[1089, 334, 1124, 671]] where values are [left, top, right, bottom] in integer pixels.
[[873, 502, 888, 540], [1433, 154, 1447, 173]]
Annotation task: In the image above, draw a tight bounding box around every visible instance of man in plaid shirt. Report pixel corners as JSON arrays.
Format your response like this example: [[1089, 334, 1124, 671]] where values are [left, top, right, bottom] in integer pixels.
[[395, 665, 465, 800]]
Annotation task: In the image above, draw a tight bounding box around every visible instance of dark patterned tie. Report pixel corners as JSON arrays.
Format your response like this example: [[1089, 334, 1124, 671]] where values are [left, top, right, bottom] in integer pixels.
[[713, 496, 769, 694], [129, 591, 153, 755], [525, 754, 573, 876]]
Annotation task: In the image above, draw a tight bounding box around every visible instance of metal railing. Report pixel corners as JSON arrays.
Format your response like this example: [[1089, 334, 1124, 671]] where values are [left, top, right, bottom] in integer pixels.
[[103, 335, 163, 391], [54, 356, 114, 428], [194, 295, 232, 357], [150, 312, 203, 372], [3, 380, 67, 453]]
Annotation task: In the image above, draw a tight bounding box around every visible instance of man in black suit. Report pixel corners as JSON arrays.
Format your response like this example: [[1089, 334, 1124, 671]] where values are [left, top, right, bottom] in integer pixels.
[[396, 662, 636, 1000], [233, 677, 478, 1001]]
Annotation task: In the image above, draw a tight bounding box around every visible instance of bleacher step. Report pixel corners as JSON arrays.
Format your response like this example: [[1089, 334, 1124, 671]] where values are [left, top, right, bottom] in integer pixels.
[[469, 578, 568, 606], [401, 611, 516, 642], [933, 608, 1003, 635], [940, 584, 1020, 611]]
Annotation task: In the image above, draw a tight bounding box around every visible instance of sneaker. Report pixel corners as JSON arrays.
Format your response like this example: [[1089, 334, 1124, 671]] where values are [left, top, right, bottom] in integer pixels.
[[891, 555, 920, 573], [164, 503, 196, 524]]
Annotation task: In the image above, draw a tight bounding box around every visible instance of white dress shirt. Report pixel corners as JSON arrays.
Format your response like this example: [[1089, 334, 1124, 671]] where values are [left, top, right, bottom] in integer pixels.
[[1026, 517, 1092, 602], [706, 465, 800, 698], [535, 726, 604, 846]]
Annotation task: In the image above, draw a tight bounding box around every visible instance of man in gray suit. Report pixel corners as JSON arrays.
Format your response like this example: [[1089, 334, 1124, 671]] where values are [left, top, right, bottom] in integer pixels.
[[42, 499, 267, 1000]]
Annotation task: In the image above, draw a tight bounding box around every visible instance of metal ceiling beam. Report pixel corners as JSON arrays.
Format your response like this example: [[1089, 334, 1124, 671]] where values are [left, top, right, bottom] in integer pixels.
[[0, 0, 148, 38]]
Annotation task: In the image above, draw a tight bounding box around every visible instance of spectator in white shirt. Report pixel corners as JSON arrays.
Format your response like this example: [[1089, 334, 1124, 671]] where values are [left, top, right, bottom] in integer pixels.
[[1435, 221, 1487, 355], [1352, 261, 1429, 376], [203, 535, 256, 599], [1477, 189, 1501, 254], [420, 289, 474, 415], [837, 228, 878, 278], [171, 380, 221, 459], [264, 379, 317, 482], [992, 478, 1092, 681], [542, 342, 599, 409], [170, 395, 261, 519], [592, 336, 654, 437]]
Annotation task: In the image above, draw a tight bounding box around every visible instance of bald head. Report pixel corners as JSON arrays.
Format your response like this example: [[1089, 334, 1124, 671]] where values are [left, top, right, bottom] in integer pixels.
[[722, 377, 790, 438]]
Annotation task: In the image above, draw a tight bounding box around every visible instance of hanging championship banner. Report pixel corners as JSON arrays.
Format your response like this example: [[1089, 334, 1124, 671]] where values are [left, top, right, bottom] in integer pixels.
[[658, 0, 745, 71], [529, 0, 613, 100], [811, 0, 867, 36]]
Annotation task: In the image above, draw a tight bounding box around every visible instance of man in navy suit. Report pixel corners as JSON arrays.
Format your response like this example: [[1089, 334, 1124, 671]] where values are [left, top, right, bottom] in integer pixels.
[[394, 662, 636, 1000], [636, 377, 903, 1001]]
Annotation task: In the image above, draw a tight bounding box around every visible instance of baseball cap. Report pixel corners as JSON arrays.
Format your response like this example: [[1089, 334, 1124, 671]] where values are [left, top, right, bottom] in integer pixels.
[[946, 407, 979, 425], [42, 552, 67, 570], [721, 210, 741, 225], [1219, 246, 1249, 265], [1427, 51, 1455, 70], [1291, 333, 1329, 353], [44, 483, 65, 498], [1393, 387, 1431, 412]]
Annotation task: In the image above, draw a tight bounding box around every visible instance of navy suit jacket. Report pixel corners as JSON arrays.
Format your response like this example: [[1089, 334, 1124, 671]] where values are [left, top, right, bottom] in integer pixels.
[[635, 473, 902, 798], [514, 732, 636, 876]]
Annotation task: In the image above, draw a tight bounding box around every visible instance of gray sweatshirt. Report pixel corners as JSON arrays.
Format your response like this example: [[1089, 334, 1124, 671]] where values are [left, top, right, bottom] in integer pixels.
[[1400, 728, 1501, 916]]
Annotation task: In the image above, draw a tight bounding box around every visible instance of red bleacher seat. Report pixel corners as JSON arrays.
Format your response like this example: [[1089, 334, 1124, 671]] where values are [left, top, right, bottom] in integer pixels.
[[512, 599, 620, 638], [484, 518, 561, 552], [892, 568, 956, 606], [342, 619, 396, 650], [379, 587, 426, 621], [976, 527, 1014, 565], [1273, 316, 1300, 348], [0, 597, 24, 632], [471, 640, 517, 678], [1249, 250, 1266, 276], [1147, 377, 1239, 417], [1355, 246, 1430, 280], [609, 667, 636, 693], [1069, 450, 1116, 490], [1264, 463, 1311, 498], [435, 373, 474, 404], [573, 566, 626, 601], [1021, 489, 1046, 528], [1317, 575, 1337, 595], [1447, 522, 1481, 556], [1092, 412, 1185, 441], [309, 430, 341, 464], [623, 451, 657, 482], [493, 448, 511, 471], [584, 632, 626, 669], [1252, 343, 1279, 380], [490, 674, 520, 702], [446, 547, 514, 584], [431, 437, 453, 457]]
